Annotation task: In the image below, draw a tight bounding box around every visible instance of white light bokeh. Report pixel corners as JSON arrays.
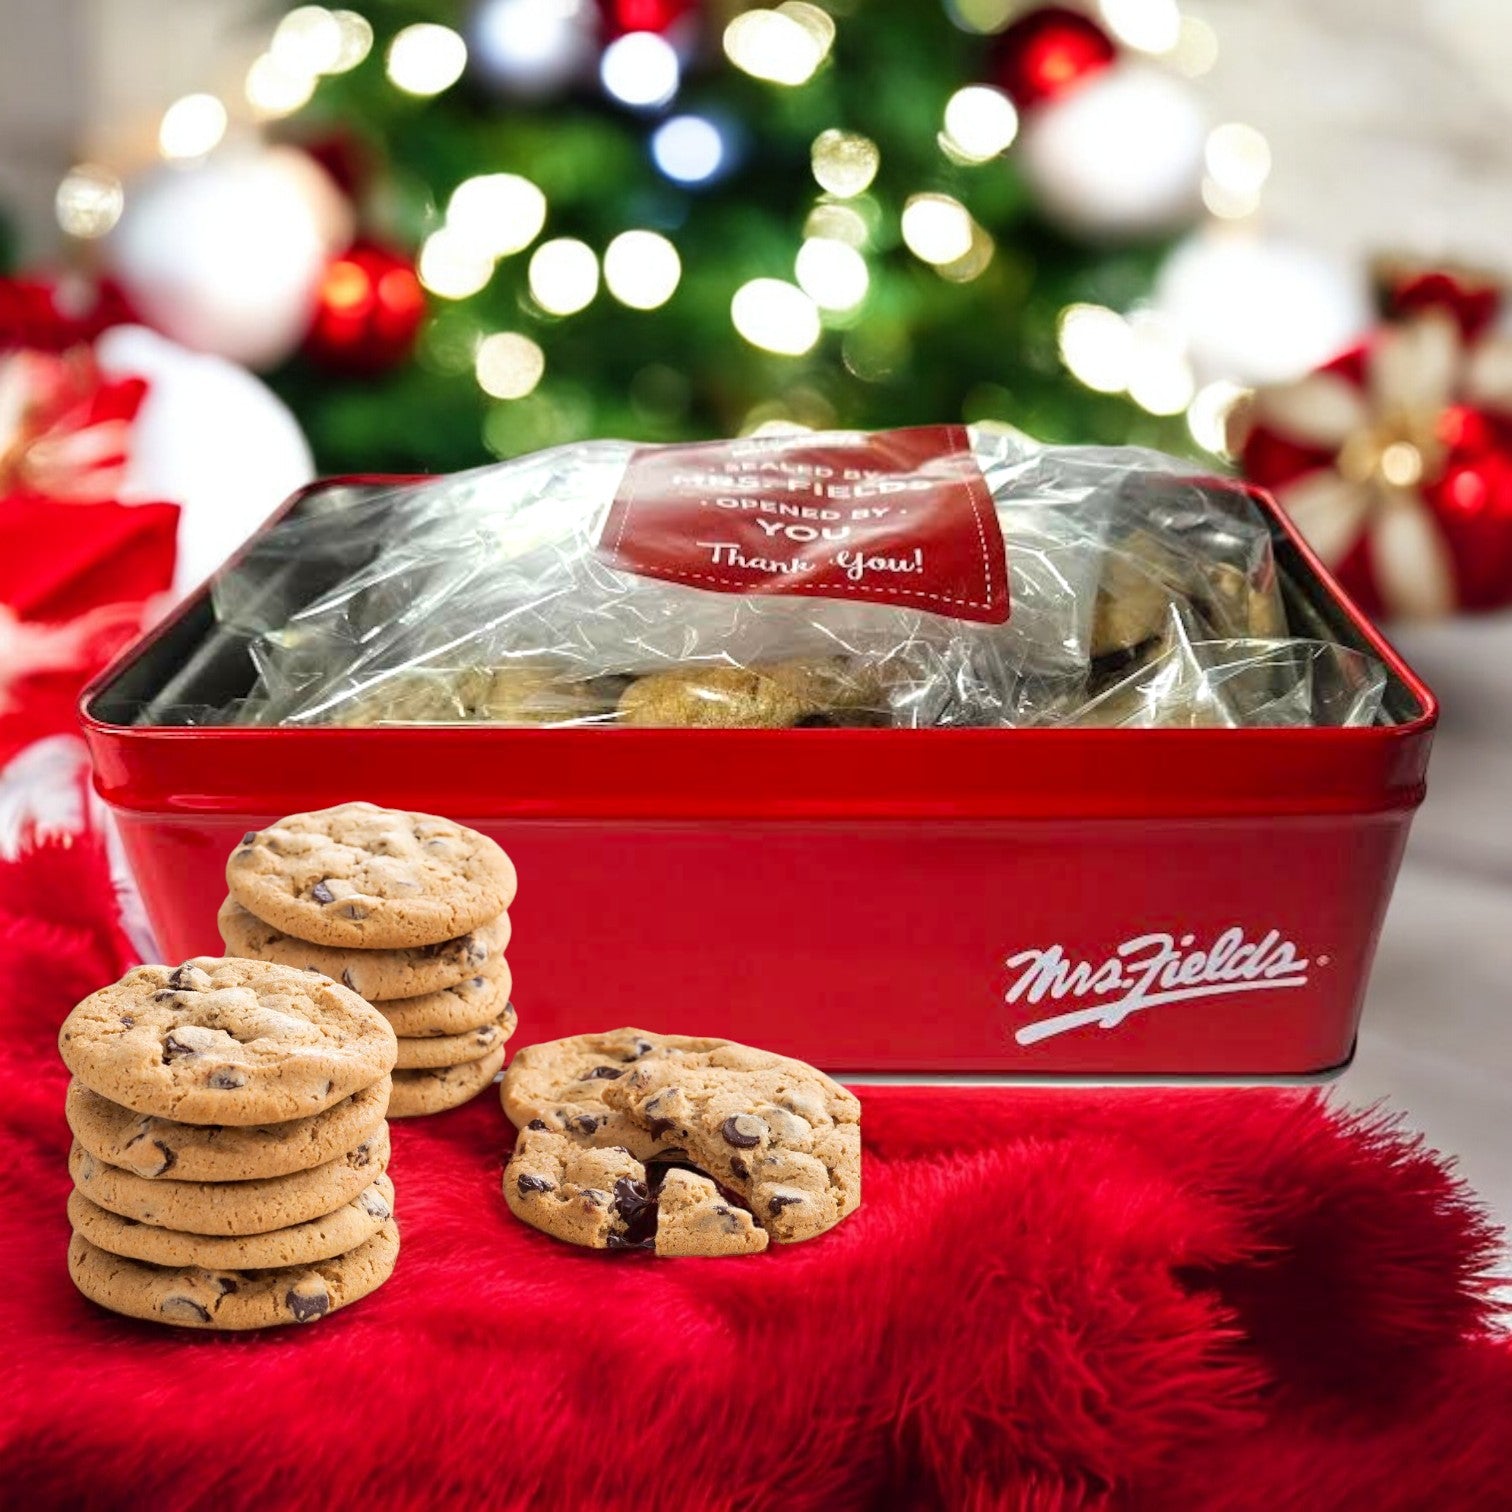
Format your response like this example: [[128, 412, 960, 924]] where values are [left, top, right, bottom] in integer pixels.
[[730, 278, 821, 355], [600, 31, 680, 109], [446, 174, 548, 258], [811, 130, 880, 197], [795, 237, 869, 311], [651, 115, 727, 184], [1057, 303, 1134, 393], [1203, 122, 1271, 218], [1186, 379, 1249, 455], [327, 10, 375, 72], [901, 193, 975, 266], [55, 164, 124, 239], [1125, 311, 1195, 415], [472, 0, 597, 97], [604, 231, 682, 309], [529, 237, 600, 315], [1098, 0, 1181, 55], [1168, 15, 1218, 76], [724, 6, 831, 87], [804, 201, 870, 248], [158, 94, 227, 161], [941, 86, 1018, 163], [386, 23, 468, 96], [245, 52, 317, 118], [418, 228, 495, 299], [476, 331, 546, 398], [271, 6, 345, 75]]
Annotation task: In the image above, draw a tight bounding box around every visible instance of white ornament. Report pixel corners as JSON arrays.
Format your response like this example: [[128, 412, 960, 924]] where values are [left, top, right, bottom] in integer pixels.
[[106, 147, 351, 370], [1154, 229, 1372, 385], [94, 326, 314, 594], [1019, 62, 1206, 240]]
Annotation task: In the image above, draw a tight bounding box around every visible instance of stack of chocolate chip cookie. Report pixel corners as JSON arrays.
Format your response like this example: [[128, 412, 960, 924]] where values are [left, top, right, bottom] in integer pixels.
[[500, 1029, 861, 1258], [58, 957, 400, 1330], [218, 801, 518, 1117]]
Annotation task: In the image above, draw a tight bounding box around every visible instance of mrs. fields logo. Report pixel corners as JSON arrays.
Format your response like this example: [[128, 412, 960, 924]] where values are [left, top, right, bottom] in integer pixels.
[[1005, 927, 1314, 1047]]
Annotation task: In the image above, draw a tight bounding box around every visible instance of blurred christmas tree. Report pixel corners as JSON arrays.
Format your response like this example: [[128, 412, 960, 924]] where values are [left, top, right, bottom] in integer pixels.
[[100, 2, 1231, 474]]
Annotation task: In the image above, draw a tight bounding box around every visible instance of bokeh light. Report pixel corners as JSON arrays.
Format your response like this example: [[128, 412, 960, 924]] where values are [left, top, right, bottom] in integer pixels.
[[941, 86, 1018, 163], [471, 0, 596, 96], [55, 164, 123, 239], [600, 31, 680, 109], [386, 24, 468, 96], [811, 130, 880, 197], [418, 228, 495, 299], [604, 231, 682, 309], [651, 115, 728, 185], [271, 6, 345, 75], [731, 278, 821, 355], [446, 174, 548, 258], [158, 94, 227, 161], [529, 237, 600, 315], [1202, 122, 1271, 218], [245, 52, 317, 117], [1057, 303, 1134, 393], [804, 202, 870, 248], [327, 10, 375, 72], [1098, 0, 1181, 54], [795, 238, 869, 311], [476, 332, 546, 398], [901, 193, 975, 266], [724, 5, 833, 86], [1186, 379, 1248, 454]]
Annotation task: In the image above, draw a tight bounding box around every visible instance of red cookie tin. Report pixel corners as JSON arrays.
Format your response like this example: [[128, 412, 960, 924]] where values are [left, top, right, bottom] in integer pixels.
[[80, 477, 1436, 1082]]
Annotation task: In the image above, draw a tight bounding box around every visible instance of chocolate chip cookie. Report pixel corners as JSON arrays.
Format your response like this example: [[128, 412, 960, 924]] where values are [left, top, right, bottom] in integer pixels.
[[68, 1220, 400, 1330], [391, 1005, 516, 1070], [500, 1028, 729, 1158], [388, 1041, 506, 1119], [603, 1042, 861, 1244], [218, 897, 511, 1002], [68, 1173, 395, 1269], [375, 967, 511, 1038], [64, 1075, 391, 1182], [226, 802, 517, 948], [69, 1125, 390, 1236], [503, 1129, 768, 1257], [58, 959, 398, 1126]]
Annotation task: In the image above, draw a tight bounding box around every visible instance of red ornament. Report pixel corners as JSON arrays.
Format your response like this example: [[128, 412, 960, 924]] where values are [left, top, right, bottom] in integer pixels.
[[1233, 279, 1512, 619], [993, 6, 1117, 111], [603, 0, 693, 35], [0, 274, 135, 354], [304, 242, 426, 375]]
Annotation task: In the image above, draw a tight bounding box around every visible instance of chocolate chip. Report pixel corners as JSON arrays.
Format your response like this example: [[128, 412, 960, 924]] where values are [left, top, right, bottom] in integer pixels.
[[286, 1287, 330, 1322], [730, 1155, 750, 1180], [466, 939, 488, 965], [580, 1065, 623, 1081], [152, 991, 178, 1003], [311, 880, 336, 903], [526, 1119, 548, 1132], [626, 1038, 654, 1060], [470, 976, 485, 990], [580, 1188, 610, 1208], [606, 1234, 654, 1251], [613, 1177, 653, 1224], [360, 1190, 392, 1219], [161, 1296, 211, 1323], [352, 1142, 372, 1167], [768, 1193, 804, 1215], [648, 1117, 678, 1143], [241, 831, 258, 845], [165, 965, 200, 991], [721, 1114, 764, 1149], [339, 903, 366, 921], [341, 969, 356, 990], [151, 1140, 177, 1177], [517, 1173, 555, 1194], [569, 1114, 601, 1136], [119, 1014, 135, 1028], [208, 1068, 246, 1090], [216, 1277, 238, 1295], [162, 1033, 196, 1063]]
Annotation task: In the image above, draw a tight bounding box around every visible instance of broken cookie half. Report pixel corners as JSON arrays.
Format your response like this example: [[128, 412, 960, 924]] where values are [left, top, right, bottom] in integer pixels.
[[503, 1127, 768, 1258]]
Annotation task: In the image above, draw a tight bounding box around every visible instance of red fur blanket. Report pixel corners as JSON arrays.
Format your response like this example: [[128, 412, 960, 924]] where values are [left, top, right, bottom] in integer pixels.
[[1, 829, 1509, 1511]]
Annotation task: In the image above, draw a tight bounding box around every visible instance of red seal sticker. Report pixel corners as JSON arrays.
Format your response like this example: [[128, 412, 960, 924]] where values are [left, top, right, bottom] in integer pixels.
[[599, 425, 1009, 624]]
